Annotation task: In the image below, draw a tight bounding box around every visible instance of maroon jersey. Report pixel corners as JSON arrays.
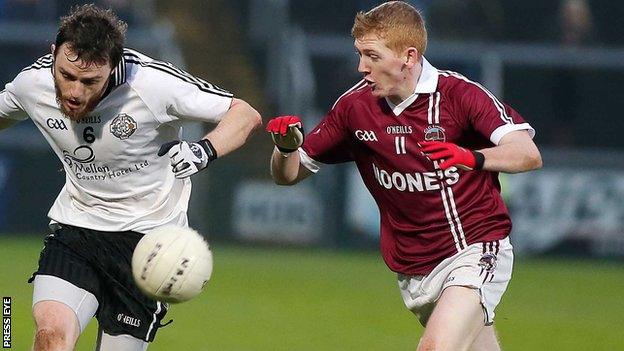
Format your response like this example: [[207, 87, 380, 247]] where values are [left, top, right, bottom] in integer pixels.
[[300, 58, 534, 275]]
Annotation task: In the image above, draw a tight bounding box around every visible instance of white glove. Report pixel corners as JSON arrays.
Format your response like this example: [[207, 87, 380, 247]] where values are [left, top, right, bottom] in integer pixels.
[[158, 139, 217, 179]]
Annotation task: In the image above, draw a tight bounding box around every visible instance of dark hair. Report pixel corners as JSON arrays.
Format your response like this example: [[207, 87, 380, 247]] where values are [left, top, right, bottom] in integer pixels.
[[55, 4, 127, 67]]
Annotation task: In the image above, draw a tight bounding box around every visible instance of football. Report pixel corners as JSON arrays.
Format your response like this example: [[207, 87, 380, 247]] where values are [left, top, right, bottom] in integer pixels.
[[131, 225, 213, 303]]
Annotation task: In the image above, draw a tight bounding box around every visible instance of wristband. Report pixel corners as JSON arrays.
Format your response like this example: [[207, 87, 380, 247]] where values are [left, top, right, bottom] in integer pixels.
[[276, 145, 298, 154], [198, 139, 218, 162], [471, 151, 485, 170]]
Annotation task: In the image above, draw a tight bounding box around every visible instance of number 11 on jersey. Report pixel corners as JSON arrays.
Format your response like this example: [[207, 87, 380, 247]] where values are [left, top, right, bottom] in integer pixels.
[[395, 136, 407, 154]]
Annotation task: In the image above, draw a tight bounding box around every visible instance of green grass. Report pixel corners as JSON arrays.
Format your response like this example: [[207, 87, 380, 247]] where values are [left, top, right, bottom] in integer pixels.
[[1, 235, 623, 350]]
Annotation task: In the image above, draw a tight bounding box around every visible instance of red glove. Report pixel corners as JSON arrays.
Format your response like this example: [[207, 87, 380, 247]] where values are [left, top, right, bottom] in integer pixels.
[[266, 116, 305, 153], [419, 141, 484, 170]]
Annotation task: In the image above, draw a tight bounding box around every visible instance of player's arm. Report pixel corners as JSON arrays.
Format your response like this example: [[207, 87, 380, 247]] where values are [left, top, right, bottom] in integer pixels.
[[158, 98, 261, 179], [266, 116, 312, 185], [420, 131, 541, 173], [0, 83, 29, 130], [270, 147, 313, 185], [202, 98, 261, 158], [267, 109, 352, 185], [478, 130, 541, 173], [152, 63, 262, 179], [421, 80, 542, 173]]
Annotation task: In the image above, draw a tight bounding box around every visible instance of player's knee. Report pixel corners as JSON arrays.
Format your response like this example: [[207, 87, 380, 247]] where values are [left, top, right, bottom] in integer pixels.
[[32, 301, 79, 351], [416, 336, 446, 351], [33, 327, 72, 351]]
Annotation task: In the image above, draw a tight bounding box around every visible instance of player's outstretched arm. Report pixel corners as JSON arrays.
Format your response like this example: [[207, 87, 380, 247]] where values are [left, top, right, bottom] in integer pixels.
[[203, 98, 262, 157], [420, 130, 542, 173], [158, 98, 261, 179], [266, 116, 313, 185]]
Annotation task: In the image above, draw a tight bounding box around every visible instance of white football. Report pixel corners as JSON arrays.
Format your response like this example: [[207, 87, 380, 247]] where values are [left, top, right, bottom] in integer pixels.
[[132, 225, 213, 303]]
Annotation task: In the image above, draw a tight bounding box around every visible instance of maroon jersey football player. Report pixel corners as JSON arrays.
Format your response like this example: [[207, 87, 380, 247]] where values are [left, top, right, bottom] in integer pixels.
[[266, 1, 542, 350]]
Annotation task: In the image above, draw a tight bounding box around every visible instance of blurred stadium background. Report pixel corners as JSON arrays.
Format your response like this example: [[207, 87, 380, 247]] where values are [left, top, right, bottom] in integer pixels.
[[1, 0, 623, 350]]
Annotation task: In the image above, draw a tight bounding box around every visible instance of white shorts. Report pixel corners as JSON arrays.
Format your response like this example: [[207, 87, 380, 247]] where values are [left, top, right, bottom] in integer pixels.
[[398, 237, 513, 326]]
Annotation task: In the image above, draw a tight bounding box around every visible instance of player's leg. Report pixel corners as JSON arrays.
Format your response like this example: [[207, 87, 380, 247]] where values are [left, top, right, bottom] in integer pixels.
[[469, 325, 501, 351], [95, 328, 149, 351], [30, 227, 101, 350], [417, 286, 484, 351], [32, 300, 78, 351], [32, 275, 99, 351], [93, 231, 169, 349], [399, 238, 514, 351], [467, 239, 514, 351]]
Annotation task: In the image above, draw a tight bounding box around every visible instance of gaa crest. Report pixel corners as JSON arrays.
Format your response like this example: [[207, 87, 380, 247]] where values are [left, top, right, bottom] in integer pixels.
[[110, 113, 137, 140], [424, 125, 446, 142]]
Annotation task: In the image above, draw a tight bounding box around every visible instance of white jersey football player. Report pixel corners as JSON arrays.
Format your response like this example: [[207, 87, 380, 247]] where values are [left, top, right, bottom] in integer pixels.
[[0, 5, 261, 351]]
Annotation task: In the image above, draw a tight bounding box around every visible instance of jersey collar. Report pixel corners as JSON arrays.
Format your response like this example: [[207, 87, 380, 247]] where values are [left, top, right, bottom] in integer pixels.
[[414, 57, 438, 94], [100, 55, 127, 100], [110, 54, 127, 88], [385, 56, 439, 116]]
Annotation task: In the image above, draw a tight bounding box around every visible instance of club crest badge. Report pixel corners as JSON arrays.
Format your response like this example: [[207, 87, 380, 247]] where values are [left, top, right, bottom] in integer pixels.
[[424, 125, 446, 142], [478, 252, 498, 273], [110, 113, 137, 140]]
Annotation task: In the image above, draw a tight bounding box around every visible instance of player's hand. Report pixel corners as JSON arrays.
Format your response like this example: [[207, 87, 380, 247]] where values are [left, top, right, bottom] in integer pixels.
[[419, 141, 484, 170], [158, 139, 217, 179], [266, 115, 304, 153]]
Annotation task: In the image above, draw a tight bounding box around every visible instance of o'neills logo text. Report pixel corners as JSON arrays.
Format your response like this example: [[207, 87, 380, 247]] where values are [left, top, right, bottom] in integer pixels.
[[386, 125, 413, 134], [76, 115, 102, 124], [117, 313, 141, 327], [372, 163, 459, 192]]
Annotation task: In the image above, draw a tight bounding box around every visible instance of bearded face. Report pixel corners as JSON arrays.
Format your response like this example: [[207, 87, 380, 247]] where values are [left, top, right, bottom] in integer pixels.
[[52, 43, 112, 120]]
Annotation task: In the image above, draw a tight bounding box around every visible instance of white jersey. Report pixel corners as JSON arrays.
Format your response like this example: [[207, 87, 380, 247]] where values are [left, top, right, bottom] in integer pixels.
[[0, 49, 233, 233]]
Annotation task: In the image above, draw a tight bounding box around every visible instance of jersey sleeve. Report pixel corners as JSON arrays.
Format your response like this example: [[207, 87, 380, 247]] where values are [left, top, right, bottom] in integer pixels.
[[165, 74, 233, 123], [131, 61, 233, 124], [300, 100, 353, 172], [459, 82, 535, 145], [0, 73, 30, 121]]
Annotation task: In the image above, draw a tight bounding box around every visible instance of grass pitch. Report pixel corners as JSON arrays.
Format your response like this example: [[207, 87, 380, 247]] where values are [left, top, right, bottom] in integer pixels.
[[1, 235, 623, 350]]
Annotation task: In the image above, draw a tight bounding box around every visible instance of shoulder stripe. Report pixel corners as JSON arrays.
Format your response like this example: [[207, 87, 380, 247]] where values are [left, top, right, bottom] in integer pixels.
[[439, 70, 513, 124], [111, 54, 126, 87], [150, 60, 232, 97], [147, 60, 231, 96], [124, 53, 232, 98], [22, 54, 53, 72], [125, 59, 233, 98], [125, 49, 229, 93], [331, 79, 367, 110]]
